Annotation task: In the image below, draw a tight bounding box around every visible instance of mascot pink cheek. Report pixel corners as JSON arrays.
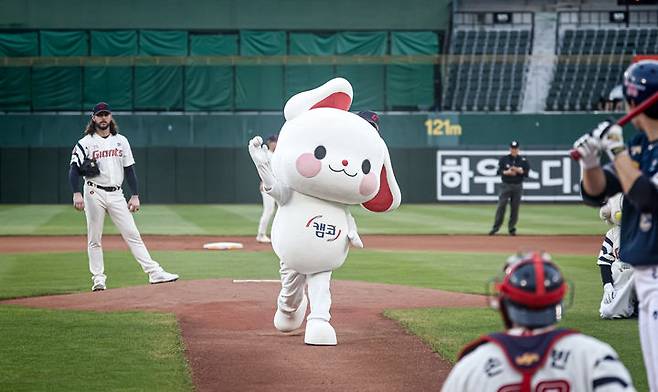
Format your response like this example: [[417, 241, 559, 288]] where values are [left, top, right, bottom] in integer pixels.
[[359, 172, 378, 196], [296, 153, 322, 178]]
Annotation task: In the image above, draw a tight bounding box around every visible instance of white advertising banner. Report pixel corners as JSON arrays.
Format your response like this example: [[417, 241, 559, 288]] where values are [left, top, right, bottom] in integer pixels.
[[436, 150, 582, 201]]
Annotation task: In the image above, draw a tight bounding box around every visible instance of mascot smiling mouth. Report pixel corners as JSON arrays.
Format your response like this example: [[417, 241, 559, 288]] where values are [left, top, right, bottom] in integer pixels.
[[328, 165, 357, 177]]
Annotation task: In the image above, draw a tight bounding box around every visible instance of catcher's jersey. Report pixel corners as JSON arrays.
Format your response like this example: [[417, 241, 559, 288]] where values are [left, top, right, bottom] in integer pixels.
[[71, 133, 135, 187], [441, 331, 635, 392], [598, 227, 620, 267]]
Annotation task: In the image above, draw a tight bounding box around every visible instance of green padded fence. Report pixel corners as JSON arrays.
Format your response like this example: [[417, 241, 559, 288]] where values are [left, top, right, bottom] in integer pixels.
[[0, 32, 38, 57], [90, 30, 139, 56], [0, 30, 440, 112], [387, 31, 438, 109], [0, 146, 434, 204], [186, 34, 237, 111], [235, 31, 286, 110], [40, 31, 88, 56], [0, 112, 623, 204], [286, 33, 336, 100]]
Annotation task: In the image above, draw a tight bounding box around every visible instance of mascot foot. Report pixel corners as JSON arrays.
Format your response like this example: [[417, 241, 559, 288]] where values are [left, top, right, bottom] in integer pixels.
[[274, 295, 308, 332], [304, 319, 337, 346]]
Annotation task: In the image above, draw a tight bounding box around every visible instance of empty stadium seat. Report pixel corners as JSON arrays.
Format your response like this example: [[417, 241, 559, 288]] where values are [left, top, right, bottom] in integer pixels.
[[547, 27, 658, 111], [442, 28, 531, 112]]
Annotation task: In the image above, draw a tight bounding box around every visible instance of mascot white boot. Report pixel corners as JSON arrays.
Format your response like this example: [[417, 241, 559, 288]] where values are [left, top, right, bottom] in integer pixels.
[[248, 78, 401, 345]]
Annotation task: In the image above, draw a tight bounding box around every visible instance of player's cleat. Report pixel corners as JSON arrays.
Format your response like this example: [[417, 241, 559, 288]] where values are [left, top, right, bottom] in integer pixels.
[[149, 270, 179, 284], [92, 277, 106, 292], [256, 234, 271, 243], [488, 229, 497, 236], [274, 295, 308, 332], [304, 319, 337, 346], [509, 229, 517, 236]]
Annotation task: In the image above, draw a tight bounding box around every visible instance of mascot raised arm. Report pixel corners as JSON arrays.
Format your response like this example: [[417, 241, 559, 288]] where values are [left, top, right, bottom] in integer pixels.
[[248, 77, 401, 345]]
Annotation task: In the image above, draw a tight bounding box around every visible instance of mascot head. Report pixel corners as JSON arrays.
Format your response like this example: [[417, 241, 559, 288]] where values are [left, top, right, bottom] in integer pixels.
[[271, 78, 400, 212]]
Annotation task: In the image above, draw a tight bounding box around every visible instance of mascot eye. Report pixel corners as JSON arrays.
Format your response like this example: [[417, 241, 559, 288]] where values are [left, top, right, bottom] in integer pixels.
[[314, 145, 326, 160], [362, 159, 371, 174]]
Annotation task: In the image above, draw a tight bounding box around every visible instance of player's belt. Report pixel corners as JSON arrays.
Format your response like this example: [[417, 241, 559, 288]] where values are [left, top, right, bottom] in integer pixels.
[[86, 181, 121, 192]]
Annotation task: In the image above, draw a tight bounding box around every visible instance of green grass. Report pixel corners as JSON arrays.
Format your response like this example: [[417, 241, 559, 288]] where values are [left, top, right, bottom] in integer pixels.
[[385, 252, 648, 391], [0, 203, 605, 236], [0, 306, 192, 392], [0, 201, 646, 390]]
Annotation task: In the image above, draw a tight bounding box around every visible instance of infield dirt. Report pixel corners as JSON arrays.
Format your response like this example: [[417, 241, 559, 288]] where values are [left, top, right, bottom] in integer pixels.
[[0, 234, 599, 391]]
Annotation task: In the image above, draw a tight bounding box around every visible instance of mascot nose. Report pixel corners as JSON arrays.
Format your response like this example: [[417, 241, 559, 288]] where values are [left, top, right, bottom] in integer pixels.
[[342, 159, 348, 166]]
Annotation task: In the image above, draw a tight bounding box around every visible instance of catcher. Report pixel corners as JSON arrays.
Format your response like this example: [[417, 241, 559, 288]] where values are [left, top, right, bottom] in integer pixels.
[[441, 252, 635, 392], [597, 193, 637, 319]]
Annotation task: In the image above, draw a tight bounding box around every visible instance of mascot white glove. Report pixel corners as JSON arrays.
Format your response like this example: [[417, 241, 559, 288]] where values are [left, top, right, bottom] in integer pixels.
[[248, 136, 276, 190], [347, 213, 363, 248], [603, 283, 616, 304]]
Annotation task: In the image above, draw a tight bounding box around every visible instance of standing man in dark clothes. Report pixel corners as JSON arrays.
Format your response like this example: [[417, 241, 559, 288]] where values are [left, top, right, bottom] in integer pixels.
[[489, 141, 530, 236]]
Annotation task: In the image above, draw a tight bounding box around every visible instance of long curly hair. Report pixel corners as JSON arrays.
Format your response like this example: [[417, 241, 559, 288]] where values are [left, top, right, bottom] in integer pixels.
[[84, 118, 118, 136]]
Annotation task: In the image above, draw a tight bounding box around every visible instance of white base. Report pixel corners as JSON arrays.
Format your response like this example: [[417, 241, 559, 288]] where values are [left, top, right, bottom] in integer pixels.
[[274, 295, 308, 332], [203, 242, 244, 250], [304, 319, 337, 346]]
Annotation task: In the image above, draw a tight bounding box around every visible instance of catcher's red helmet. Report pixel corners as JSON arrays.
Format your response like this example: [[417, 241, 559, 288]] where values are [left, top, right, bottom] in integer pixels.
[[492, 252, 567, 329]]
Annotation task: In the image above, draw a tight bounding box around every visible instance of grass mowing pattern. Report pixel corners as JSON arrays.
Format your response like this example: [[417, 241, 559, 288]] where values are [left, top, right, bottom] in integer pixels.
[[0, 247, 645, 389], [0, 204, 604, 236], [0, 307, 192, 392]]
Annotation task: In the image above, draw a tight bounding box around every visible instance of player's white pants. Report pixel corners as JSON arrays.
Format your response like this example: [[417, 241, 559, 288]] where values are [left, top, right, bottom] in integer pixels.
[[635, 266, 658, 392], [84, 185, 162, 282], [277, 260, 332, 322], [600, 265, 637, 319], [258, 191, 276, 237]]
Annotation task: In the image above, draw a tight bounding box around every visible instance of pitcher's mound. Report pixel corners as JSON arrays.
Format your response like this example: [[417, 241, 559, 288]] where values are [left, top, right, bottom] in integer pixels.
[[4, 279, 484, 392]]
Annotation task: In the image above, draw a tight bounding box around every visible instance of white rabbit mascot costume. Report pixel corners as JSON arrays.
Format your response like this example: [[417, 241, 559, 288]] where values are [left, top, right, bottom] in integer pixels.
[[248, 78, 401, 345], [597, 193, 637, 319]]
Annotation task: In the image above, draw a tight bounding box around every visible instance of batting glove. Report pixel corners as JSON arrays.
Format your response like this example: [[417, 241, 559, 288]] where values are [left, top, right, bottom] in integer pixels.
[[574, 121, 611, 170], [603, 283, 615, 304], [598, 124, 626, 162]]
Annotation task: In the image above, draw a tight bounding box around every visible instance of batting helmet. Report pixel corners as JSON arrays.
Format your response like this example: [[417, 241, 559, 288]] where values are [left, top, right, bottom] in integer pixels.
[[491, 252, 567, 329], [623, 59, 658, 119]]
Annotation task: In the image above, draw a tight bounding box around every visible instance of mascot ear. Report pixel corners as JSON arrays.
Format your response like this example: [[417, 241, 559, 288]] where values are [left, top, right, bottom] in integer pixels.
[[362, 146, 401, 212], [284, 78, 353, 120]]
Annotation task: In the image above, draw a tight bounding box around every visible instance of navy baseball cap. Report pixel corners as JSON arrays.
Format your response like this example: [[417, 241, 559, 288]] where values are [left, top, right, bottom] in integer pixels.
[[92, 102, 112, 116], [510, 140, 520, 148], [357, 110, 380, 131]]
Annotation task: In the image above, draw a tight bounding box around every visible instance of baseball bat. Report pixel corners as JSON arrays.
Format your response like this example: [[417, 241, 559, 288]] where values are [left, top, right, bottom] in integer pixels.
[[570, 89, 658, 160]]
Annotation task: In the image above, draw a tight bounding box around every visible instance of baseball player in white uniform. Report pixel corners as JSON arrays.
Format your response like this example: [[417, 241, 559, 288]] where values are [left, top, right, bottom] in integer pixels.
[[256, 135, 278, 243], [69, 102, 179, 291], [597, 193, 637, 319], [442, 252, 635, 392]]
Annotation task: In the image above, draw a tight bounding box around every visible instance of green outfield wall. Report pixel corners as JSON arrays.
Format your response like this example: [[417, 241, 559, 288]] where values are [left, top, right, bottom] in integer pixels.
[[0, 112, 624, 203], [0, 0, 451, 30]]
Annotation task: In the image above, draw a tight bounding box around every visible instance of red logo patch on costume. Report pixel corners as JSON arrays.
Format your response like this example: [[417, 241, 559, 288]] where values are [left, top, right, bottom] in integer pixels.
[[305, 215, 342, 241]]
